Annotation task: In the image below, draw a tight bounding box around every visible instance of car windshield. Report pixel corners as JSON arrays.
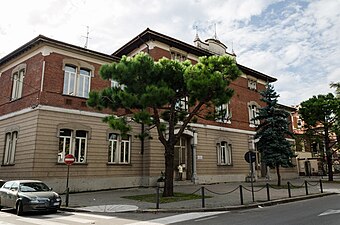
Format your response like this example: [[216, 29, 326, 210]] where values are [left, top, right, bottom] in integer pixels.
[[19, 182, 50, 192]]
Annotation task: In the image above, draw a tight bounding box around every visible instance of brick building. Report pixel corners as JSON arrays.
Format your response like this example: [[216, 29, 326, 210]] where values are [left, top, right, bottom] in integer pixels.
[[0, 29, 297, 192]]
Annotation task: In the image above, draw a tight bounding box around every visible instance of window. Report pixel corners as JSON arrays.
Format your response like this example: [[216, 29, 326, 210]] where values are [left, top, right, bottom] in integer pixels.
[[11, 67, 25, 100], [248, 103, 260, 127], [175, 96, 188, 112], [297, 118, 302, 129], [3, 131, 18, 165], [58, 129, 88, 163], [63, 65, 91, 98], [215, 103, 231, 123], [217, 141, 232, 165], [108, 133, 131, 164], [170, 51, 187, 61], [111, 79, 126, 90], [77, 69, 91, 97], [248, 79, 257, 90]]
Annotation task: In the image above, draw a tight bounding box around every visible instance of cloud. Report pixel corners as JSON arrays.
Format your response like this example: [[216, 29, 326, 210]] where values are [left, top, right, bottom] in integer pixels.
[[1, 0, 339, 106]]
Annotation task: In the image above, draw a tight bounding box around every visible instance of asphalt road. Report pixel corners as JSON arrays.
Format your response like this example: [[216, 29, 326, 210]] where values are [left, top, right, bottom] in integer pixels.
[[1, 194, 340, 224], [172, 194, 340, 225]]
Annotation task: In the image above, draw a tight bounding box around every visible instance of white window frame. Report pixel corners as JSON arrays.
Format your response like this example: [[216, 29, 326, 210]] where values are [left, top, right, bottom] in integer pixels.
[[110, 79, 126, 90], [63, 65, 92, 98], [58, 129, 88, 164], [175, 96, 189, 112], [215, 103, 232, 123], [248, 79, 257, 90], [170, 51, 187, 61], [217, 141, 232, 165], [3, 131, 18, 165], [77, 68, 91, 98], [108, 133, 131, 164], [248, 103, 260, 127], [11, 69, 25, 100]]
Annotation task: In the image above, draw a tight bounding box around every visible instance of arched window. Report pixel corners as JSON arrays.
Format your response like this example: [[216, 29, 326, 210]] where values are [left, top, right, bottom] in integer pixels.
[[3, 131, 18, 165], [248, 101, 260, 127], [108, 133, 131, 164], [57, 123, 91, 164], [216, 138, 232, 166], [62, 59, 94, 98], [11, 63, 26, 100]]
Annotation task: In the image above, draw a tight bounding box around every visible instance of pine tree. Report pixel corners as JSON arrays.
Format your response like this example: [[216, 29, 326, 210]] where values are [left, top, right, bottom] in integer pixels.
[[87, 52, 241, 196], [254, 84, 295, 186]]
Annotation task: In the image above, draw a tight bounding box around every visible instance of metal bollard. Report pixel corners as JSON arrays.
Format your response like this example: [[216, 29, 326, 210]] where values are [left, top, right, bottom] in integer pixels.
[[305, 180, 308, 195], [319, 179, 323, 193], [266, 183, 270, 201], [287, 181, 291, 198], [156, 186, 160, 209], [201, 187, 205, 208], [65, 187, 69, 207], [239, 185, 244, 205]]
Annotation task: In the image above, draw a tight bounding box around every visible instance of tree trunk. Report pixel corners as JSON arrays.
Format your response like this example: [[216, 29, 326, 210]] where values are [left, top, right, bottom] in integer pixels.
[[325, 127, 333, 181], [276, 165, 281, 186], [163, 146, 175, 197]]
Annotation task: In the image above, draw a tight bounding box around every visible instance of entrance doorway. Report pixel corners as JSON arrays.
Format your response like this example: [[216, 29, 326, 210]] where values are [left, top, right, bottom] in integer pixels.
[[174, 136, 192, 180]]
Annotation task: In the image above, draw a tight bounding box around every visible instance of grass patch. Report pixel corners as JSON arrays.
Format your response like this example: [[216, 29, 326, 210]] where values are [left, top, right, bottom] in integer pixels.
[[122, 192, 210, 204]]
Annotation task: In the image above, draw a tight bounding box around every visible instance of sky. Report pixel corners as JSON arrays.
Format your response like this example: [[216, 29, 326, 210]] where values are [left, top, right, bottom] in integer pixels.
[[1, 0, 339, 106]]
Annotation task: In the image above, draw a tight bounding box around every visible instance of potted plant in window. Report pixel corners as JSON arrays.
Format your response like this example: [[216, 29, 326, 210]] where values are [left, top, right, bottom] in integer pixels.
[[157, 171, 165, 188]]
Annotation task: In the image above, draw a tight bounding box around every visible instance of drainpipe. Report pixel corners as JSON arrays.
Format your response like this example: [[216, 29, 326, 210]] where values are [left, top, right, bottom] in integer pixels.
[[191, 129, 198, 184]]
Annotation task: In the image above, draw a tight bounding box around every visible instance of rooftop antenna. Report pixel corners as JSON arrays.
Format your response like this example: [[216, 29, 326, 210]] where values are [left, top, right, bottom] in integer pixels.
[[194, 25, 200, 41], [82, 26, 91, 49], [213, 23, 218, 40], [231, 41, 236, 56]]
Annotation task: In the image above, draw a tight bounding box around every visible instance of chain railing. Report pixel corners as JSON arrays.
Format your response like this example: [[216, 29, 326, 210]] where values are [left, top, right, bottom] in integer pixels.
[[155, 179, 324, 209]]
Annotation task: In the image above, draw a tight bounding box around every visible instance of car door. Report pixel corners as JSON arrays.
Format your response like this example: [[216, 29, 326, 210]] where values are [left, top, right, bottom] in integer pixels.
[[0, 181, 14, 207], [7, 182, 19, 208]]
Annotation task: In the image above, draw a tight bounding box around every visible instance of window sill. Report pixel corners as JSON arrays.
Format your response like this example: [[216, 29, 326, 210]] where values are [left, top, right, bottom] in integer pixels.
[[107, 163, 132, 166], [217, 164, 233, 167], [62, 94, 89, 99], [1, 164, 15, 167], [56, 162, 88, 165]]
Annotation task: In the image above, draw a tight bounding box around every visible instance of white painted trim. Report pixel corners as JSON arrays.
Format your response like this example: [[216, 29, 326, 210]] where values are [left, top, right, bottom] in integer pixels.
[[1, 105, 255, 135], [188, 123, 256, 135], [0, 46, 112, 74], [40, 61, 45, 92]]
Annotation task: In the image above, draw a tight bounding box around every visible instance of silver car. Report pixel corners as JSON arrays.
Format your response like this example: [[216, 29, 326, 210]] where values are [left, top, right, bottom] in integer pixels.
[[0, 180, 61, 215]]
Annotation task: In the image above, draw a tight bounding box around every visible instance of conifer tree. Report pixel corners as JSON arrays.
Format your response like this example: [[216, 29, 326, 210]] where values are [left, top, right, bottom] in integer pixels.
[[87, 52, 241, 196], [254, 84, 295, 186]]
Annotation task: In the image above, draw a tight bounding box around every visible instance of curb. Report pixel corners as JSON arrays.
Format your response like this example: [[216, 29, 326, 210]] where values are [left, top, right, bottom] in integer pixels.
[[59, 192, 335, 213], [137, 192, 335, 213]]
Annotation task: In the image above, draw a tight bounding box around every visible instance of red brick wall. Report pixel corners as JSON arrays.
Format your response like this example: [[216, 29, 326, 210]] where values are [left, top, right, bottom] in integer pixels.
[[0, 51, 115, 116], [0, 54, 44, 116], [148, 45, 266, 131]]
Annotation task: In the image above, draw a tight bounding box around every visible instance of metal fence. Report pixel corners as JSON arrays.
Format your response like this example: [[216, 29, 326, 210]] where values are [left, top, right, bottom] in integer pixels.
[[155, 179, 324, 209]]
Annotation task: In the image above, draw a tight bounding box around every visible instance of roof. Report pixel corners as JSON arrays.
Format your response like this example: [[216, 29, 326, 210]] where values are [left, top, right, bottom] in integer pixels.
[[277, 103, 297, 112], [0, 35, 119, 67], [113, 28, 277, 83]]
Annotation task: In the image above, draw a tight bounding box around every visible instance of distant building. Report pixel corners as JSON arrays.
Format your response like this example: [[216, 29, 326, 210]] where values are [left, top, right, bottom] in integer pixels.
[[0, 29, 297, 192]]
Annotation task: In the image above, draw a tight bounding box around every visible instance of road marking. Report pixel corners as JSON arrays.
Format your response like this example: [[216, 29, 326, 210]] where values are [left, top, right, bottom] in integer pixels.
[[78, 204, 138, 212], [0, 221, 15, 225], [71, 211, 115, 219], [194, 215, 219, 222], [17, 212, 110, 225], [17, 217, 66, 225], [318, 209, 340, 216], [127, 211, 227, 225]]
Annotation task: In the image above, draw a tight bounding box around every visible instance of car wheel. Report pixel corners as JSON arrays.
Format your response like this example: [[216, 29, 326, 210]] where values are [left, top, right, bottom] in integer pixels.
[[16, 201, 23, 216]]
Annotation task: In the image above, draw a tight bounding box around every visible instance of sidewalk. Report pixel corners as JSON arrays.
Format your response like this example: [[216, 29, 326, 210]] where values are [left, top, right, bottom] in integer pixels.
[[60, 177, 340, 213]]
